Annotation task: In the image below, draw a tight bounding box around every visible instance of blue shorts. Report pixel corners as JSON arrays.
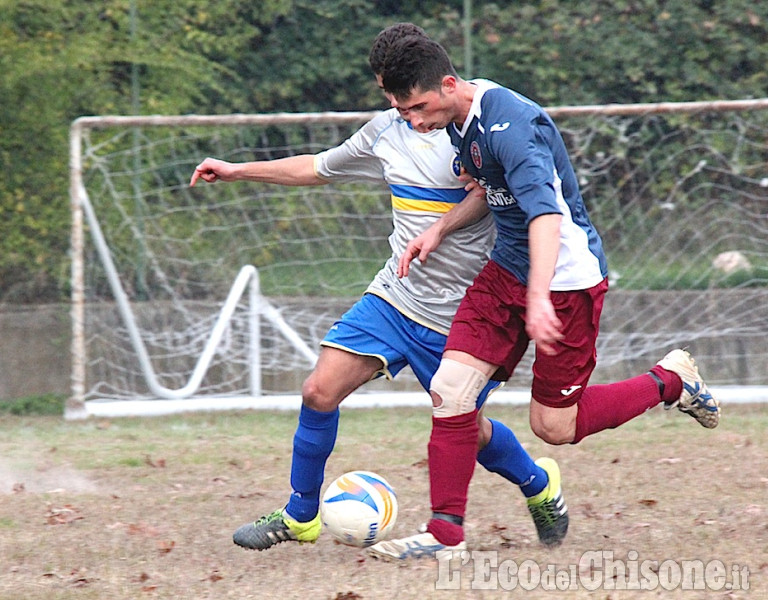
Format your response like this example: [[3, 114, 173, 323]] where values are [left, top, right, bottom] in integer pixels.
[[321, 293, 501, 409]]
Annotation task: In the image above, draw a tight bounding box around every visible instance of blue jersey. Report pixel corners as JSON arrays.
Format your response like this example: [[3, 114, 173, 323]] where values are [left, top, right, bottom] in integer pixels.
[[448, 80, 607, 291]]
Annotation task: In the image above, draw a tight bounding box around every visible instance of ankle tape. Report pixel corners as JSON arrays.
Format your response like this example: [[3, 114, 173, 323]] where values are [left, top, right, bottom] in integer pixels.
[[431, 512, 464, 526], [648, 370, 665, 397]]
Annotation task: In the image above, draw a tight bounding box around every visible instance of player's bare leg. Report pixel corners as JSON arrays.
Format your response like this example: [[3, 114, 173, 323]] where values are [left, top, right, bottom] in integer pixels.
[[530, 349, 719, 450], [233, 348, 383, 550], [529, 400, 578, 445], [476, 406, 494, 449], [301, 347, 385, 412]]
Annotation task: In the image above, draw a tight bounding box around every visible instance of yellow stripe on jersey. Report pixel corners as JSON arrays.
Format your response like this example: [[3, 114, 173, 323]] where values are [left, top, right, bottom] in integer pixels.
[[391, 195, 456, 213]]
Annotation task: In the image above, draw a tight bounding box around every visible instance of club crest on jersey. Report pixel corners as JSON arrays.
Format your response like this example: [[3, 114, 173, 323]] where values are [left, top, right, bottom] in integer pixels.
[[451, 155, 462, 177], [470, 141, 482, 169]]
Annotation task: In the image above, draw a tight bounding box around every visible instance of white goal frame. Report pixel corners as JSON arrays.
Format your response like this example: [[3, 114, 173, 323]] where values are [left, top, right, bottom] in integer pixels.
[[68, 112, 377, 419], [68, 101, 768, 419]]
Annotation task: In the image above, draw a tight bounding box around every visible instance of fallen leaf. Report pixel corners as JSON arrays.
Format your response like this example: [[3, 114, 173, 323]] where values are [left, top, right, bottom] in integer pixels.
[[41, 572, 61, 579], [45, 504, 84, 525], [68, 568, 93, 587], [226, 491, 264, 499], [228, 458, 252, 470], [144, 455, 166, 468], [127, 522, 161, 537], [578, 503, 599, 519]]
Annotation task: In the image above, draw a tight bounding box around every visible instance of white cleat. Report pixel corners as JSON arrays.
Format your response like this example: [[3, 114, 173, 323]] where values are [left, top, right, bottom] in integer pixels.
[[656, 349, 720, 428], [367, 530, 466, 561]]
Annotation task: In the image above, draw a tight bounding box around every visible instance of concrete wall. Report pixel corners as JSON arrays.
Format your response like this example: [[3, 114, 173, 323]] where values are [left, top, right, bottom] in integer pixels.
[[1, 291, 766, 400], [0, 305, 71, 400]]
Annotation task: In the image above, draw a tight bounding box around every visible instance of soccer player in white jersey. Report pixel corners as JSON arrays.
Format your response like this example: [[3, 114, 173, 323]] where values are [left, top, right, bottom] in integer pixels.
[[190, 24, 568, 558], [371, 31, 721, 557]]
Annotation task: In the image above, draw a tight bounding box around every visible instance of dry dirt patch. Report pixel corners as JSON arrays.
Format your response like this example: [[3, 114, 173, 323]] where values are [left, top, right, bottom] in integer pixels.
[[0, 405, 765, 599]]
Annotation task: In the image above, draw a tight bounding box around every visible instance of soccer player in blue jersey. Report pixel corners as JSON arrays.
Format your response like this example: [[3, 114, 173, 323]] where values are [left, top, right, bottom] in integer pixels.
[[190, 24, 568, 558], [370, 32, 721, 558]]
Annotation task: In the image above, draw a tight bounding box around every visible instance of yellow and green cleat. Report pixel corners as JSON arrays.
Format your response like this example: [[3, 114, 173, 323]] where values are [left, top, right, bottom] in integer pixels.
[[526, 457, 569, 547], [233, 508, 322, 551]]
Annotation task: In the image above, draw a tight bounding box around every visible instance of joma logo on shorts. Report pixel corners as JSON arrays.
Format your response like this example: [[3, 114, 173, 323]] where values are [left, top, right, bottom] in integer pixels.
[[560, 385, 582, 396]]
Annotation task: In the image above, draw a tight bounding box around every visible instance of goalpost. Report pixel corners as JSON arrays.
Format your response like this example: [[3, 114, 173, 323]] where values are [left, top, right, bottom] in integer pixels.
[[67, 101, 768, 419]]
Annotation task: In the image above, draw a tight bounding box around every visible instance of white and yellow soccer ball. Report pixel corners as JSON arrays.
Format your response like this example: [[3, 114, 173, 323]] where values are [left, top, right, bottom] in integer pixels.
[[320, 471, 398, 547]]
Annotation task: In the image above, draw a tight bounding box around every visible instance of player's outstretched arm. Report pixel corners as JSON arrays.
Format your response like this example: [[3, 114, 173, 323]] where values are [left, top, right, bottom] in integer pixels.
[[190, 155, 326, 187]]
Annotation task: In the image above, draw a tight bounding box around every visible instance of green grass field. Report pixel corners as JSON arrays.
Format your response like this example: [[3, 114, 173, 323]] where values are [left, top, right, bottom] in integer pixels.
[[0, 403, 766, 599]]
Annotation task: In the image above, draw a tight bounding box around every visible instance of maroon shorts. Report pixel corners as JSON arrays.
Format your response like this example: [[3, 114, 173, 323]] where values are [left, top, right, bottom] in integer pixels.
[[444, 260, 608, 408]]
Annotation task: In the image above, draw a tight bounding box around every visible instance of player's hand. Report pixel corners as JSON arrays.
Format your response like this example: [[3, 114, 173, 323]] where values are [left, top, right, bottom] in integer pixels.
[[190, 157, 237, 186], [458, 169, 481, 193], [525, 295, 563, 356], [459, 169, 489, 212], [397, 228, 442, 278]]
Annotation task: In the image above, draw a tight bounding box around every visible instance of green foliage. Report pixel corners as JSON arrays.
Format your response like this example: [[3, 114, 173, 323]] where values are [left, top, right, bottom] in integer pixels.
[[0, 393, 67, 416], [471, 1, 768, 105], [0, 0, 235, 301], [1, 0, 767, 301]]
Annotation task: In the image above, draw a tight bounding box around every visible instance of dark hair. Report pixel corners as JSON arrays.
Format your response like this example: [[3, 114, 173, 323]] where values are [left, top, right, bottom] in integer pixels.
[[368, 23, 428, 75], [380, 35, 457, 99]]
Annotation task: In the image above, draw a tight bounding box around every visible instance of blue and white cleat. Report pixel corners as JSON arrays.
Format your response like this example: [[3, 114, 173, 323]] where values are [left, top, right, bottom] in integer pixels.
[[367, 527, 466, 561], [657, 349, 720, 429]]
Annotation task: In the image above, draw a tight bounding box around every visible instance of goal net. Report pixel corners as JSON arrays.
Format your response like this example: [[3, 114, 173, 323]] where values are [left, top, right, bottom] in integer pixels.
[[68, 101, 768, 418]]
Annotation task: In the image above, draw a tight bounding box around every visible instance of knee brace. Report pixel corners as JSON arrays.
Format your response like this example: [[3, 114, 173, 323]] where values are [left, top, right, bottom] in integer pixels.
[[430, 359, 490, 418]]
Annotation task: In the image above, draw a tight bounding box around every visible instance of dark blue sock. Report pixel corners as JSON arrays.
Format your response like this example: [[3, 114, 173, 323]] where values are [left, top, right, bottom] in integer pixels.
[[477, 419, 548, 498], [285, 405, 339, 522]]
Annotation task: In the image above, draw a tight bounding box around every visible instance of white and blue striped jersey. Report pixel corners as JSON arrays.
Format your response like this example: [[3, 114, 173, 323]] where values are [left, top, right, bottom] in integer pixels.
[[315, 108, 495, 333], [448, 80, 607, 291]]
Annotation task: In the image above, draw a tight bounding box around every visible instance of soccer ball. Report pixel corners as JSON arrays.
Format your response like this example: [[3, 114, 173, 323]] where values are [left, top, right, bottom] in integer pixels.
[[321, 471, 398, 548]]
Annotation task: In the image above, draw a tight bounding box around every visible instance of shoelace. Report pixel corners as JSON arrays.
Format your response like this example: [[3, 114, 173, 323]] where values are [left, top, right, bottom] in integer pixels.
[[529, 498, 559, 526]]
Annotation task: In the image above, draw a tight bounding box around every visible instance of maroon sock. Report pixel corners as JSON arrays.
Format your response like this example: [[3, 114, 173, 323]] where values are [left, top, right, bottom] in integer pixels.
[[425, 410, 478, 546], [649, 364, 684, 404], [573, 373, 669, 444], [427, 517, 464, 547]]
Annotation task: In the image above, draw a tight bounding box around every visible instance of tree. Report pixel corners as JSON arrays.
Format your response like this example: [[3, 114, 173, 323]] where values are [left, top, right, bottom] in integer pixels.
[[1, 0, 767, 301], [0, 0, 253, 300], [470, 1, 768, 105]]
